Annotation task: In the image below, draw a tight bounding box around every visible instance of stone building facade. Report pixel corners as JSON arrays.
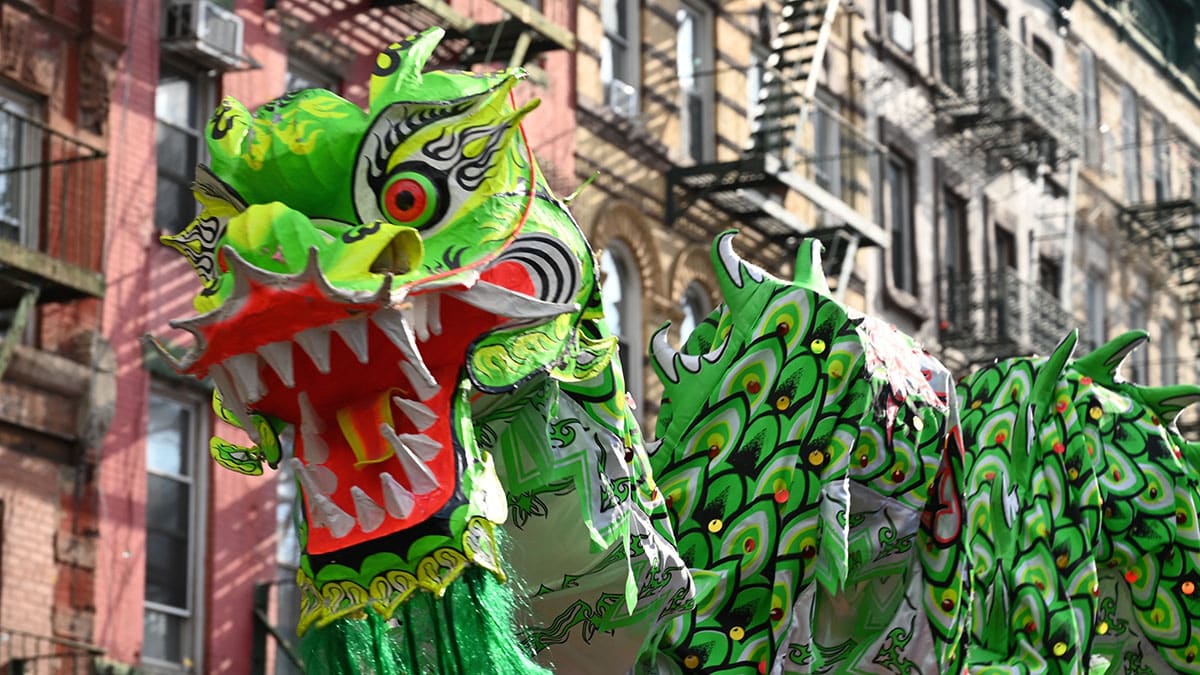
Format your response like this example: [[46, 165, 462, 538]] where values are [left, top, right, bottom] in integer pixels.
[[576, 0, 1200, 429]]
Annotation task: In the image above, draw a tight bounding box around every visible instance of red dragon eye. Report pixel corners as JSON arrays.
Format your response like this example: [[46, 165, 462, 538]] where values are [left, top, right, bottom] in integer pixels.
[[383, 177, 430, 223]]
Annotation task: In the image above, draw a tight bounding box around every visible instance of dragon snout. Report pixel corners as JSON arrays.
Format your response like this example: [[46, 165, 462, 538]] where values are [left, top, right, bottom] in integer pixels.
[[370, 227, 423, 275]]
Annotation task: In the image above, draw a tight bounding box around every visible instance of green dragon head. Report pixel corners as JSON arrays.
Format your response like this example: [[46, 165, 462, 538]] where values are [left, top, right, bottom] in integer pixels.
[[149, 29, 602, 632]]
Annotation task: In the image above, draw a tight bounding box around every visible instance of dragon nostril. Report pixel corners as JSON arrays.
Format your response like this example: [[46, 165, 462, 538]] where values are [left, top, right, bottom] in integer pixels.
[[369, 227, 423, 275]]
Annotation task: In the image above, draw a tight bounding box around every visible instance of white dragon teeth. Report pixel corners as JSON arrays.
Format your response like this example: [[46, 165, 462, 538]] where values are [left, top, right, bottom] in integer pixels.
[[393, 432, 441, 461], [333, 318, 370, 364], [399, 361, 440, 402], [297, 392, 329, 464], [380, 472, 415, 519], [310, 493, 355, 539], [350, 486, 386, 533], [290, 457, 336, 496], [257, 341, 295, 388], [392, 396, 437, 431], [380, 424, 439, 494], [207, 364, 261, 444], [223, 353, 264, 403], [295, 326, 333, 374], [407, 293, 443, 342]]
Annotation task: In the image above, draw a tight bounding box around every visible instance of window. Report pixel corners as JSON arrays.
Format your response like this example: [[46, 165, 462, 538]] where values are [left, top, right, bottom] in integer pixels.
[[600, 0, 639, 115], [1030, 36, 1053, 67], [1128, 299, 1148, 382], [1161, 320, 1178, 385], [943, 189, 969, 281], [812, 92, 842, 197], [1085, 273, 1106, 350], [886, 0, 914, 51], [1121, 84, 1142, 203], [677, 0, 713, 162], [1037, 256, 1061, 299], [144, 386, 207, 672], [994, 226, 1016, 271], [1191, 150, 1200, 228], [884, 152, 916, 294], [0, 87, 41, 246], [599, 243, 643, 409], [157, 69, 210, 234], [986, 0, 1008, 28], [678, 282, 711, 344], [1152, 114, 1171, 202], [937, 0, 962, 88], [747, 6, 772, 133], [1079, 47, 1101, 168]]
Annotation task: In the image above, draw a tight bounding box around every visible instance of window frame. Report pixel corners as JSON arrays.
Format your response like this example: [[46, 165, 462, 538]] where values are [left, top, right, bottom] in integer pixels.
[[599, 241, 644, 415], [1121, 84, 1142, 204], [143, 382, 210, 674], [812, 90, 842, 198], [1152, 113, 1172, 202], [676, 0, 715, 163], [1127, 298, 1149, 382], [1079, 46, 1101, 168], [942, 188, 970, 279], [0, 84, 43, 249], [884, 151, 917, 295], [156, 66, 215, 234], [600, 0, 641, 114], [1085, 272, 1106, 350]]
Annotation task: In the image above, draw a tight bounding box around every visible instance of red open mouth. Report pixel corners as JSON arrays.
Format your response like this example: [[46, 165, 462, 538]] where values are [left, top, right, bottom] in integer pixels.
[[156, 248, 572, 553]]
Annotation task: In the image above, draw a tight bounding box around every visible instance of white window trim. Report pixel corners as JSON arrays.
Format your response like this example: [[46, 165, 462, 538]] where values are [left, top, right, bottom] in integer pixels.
[[677, 0, 714, 163], [600, 0, 641, 115], [156, 66, 216, 233], [143, 382, 209, 675], [0, 84, 42, 250], [599, 240, 644, 416]]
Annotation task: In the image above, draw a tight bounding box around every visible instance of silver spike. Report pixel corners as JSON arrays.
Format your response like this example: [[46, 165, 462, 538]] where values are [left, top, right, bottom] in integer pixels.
[[380, 472, 415, 519], [380, 423, 439, 494], [651, 326, 681, 384], [350, 486, 386, 533], [400, 361, 440, 401], [392, 396, 437, 431], [372, 309, 437, 389], [310, 493, 355, 538], [295, 326, 333, 374], [332, 318, 370, 364], [224, 353, 264, 403], [297, 392, 329, 464], [207, 364, 261, 444], [257, 341, 295, 388]]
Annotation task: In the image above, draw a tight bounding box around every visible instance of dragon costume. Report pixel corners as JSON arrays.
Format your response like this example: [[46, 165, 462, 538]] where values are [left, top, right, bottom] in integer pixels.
[[149, 26, 1200, 674], [151, 28, 690, 674]]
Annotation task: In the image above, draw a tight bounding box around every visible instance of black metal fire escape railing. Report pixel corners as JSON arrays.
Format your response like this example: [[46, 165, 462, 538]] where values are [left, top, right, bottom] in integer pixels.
[[934, 26, 1081, 167], [939, 268, 1075, 363], [0, 626, 105, 674], [0, 106, 107, 376], [1119, 196, 1200, 377], [666, 0, 887, 275], [273, 0, 574, 76]]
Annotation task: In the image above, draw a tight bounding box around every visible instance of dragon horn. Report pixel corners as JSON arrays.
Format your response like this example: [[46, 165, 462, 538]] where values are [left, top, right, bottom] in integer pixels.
[[793, 238, 832, 296], [369, 28, 445, 107], [712, 230, 777, 312], [1073, 330, 1150, 387], [1032, 329, 1078, 409], [1135, 384, 1200, 427]]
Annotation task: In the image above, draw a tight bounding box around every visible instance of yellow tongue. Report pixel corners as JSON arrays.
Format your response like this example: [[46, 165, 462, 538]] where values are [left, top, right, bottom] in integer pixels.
[[336, 390, 396, 468]]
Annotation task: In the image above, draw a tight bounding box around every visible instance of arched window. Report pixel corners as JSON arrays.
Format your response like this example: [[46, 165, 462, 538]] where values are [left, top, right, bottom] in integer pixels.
[[599, 242, 643, 410], [678, 281, 712, 344]]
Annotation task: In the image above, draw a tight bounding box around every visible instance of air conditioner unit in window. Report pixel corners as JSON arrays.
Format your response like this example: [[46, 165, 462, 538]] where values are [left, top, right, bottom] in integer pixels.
[[161, 0, 246, 71], [607, 79, 640, 119], [888, 11, 914, 53]]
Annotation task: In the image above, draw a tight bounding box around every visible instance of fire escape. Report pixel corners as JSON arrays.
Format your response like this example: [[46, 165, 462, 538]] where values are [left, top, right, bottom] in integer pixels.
[[269, 0, 575, 75], [665, 0, 886, 286], [1119, 170, 1200, 379], [0, 107, 106, 377], [933, 23, 1082, 363]]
